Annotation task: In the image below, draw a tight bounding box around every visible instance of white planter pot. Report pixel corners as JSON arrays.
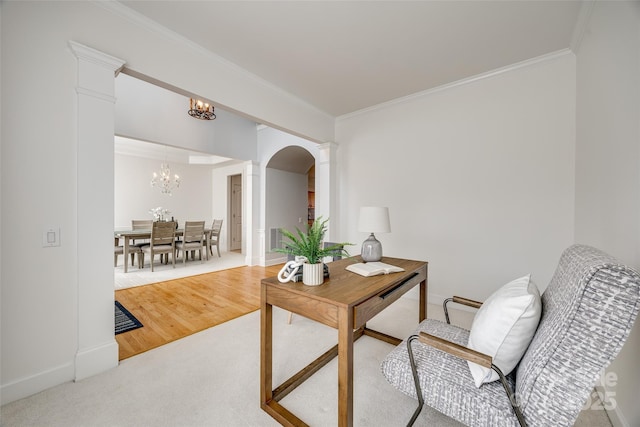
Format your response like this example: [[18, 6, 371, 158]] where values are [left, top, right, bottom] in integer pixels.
[[303, 262, 324, 286]]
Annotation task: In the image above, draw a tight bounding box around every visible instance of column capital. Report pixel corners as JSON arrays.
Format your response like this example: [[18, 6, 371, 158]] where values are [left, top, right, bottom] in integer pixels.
[[68, 41, 125, 74]]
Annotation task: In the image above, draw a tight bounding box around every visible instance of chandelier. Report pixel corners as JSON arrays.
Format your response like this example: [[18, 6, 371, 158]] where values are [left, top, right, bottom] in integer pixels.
[[188, 98, 216, 120], [151, 163, 180, 195]]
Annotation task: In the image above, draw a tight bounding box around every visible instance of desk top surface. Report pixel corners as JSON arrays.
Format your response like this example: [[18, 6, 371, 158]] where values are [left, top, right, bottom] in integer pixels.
[[262, 256, 427, 307]]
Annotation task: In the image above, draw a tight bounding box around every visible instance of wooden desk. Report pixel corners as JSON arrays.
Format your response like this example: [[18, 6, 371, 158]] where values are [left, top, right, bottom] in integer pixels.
[[260, 256, 428, 427], [115, 228, 211, 273]]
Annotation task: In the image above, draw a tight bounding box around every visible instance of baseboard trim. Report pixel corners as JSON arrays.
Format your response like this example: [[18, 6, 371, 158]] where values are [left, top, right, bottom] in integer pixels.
[[607, 408, 628, 427], [602, 382, 630, 427], [74, 339, 119, 381], [0, 362, 74, 405], [264, 256, 287, 267]]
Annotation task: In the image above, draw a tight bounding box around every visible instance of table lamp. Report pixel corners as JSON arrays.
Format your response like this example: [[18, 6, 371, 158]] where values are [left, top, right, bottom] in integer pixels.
[[358, 206, 390, 262]]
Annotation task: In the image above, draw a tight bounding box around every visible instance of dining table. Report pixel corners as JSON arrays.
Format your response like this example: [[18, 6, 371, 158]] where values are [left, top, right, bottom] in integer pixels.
[[115, 227, 212, 273]]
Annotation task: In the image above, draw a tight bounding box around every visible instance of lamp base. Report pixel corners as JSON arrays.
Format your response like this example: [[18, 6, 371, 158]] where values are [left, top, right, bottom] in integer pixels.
[[361, 233, 382, 262]]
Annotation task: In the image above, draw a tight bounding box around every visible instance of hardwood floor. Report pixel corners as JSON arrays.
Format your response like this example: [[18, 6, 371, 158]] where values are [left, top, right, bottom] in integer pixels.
[[115, 264, 282, 360]]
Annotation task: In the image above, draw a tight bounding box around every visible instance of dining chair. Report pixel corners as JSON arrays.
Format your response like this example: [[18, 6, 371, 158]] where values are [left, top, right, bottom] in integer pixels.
[[175, 221, 207, 265], [130, 219, 153, 266], [142, 221, 177, 272], [114, 236, 124, 267], [114, 236, 142, 268], [204, 219, 223, 257]]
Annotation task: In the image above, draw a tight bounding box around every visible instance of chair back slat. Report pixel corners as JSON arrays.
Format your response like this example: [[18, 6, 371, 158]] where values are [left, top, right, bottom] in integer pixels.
[[211, 219, 223, 236], [183, 221, 205, 243], [132, 220, 152, 230], [151, 221, 176, 246], [516, 244, 640, 426]]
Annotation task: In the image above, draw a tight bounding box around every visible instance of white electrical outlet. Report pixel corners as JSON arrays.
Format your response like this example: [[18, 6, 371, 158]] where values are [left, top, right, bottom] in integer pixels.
[[43, 227, 61, 247]]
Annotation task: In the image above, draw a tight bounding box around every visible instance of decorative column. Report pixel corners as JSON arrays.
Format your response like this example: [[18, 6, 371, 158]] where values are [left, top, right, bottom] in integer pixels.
[[69, 41, 125, 380], [314, 142, 338, 240], [244, 161, 261, 266]]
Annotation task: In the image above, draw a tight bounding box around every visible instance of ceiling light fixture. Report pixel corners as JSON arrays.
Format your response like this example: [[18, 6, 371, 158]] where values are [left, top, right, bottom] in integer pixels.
[[188, 98, 216, 120], [151, 162, 180, 196]]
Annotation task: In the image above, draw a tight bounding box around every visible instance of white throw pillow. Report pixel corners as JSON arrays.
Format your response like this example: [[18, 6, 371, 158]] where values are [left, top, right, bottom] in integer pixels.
[[467, 274, 542, 388]]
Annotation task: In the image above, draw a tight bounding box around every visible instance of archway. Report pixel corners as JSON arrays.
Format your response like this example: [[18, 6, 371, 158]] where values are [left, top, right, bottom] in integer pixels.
[[264, 146, 315, 265]]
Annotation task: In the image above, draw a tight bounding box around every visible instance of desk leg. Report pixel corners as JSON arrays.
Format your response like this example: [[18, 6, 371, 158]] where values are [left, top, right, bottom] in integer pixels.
[[260, 293, 273, 408], [123, 237, 130, 273], [419, 278, 428, 322], [338, 307, 354, 427]]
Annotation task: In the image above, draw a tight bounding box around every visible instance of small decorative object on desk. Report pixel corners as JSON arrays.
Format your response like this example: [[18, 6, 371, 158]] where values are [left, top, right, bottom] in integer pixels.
[[290, 264, 330, 283], [273, 217, 353, 286], [346, 261, 404, 277]]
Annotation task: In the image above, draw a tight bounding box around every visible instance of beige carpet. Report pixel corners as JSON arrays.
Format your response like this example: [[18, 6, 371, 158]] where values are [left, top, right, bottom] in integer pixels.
[[1, 297, 612, 427]]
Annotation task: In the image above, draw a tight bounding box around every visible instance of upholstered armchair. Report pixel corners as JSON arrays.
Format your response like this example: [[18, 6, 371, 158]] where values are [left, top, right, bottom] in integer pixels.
[[381, 245, 640, 427]]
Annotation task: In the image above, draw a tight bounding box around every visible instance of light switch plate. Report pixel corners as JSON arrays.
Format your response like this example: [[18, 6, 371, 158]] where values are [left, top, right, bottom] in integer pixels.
[[43, 227, 61, 247]]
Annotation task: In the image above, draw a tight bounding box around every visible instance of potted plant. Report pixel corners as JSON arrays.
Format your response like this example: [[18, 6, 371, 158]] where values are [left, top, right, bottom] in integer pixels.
[[274, 217, 352, 285]]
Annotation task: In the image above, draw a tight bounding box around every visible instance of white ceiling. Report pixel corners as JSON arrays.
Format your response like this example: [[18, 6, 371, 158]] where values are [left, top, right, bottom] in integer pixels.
[[114, 135, 235, 166], [119, 0, 584, 117]]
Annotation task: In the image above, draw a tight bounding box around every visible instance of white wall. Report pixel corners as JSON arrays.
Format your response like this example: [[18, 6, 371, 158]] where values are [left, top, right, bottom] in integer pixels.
[[336, 52, 576, 304], [114, 153, 214, 229], [574, 2, 640, 426], [265, 168, 309, 254], [115, 73, 259, 162]]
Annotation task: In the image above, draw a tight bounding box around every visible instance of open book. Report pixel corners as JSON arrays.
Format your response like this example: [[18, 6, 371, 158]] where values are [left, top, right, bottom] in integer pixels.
[[346, 261, 405, 277]]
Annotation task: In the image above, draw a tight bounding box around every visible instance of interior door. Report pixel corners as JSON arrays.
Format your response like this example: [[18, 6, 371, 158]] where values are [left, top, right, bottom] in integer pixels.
[[230, 174, 242, 251]]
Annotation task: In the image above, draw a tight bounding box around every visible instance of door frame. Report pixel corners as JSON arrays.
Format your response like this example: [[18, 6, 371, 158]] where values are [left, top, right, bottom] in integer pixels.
[[228, 173, 242, 251]]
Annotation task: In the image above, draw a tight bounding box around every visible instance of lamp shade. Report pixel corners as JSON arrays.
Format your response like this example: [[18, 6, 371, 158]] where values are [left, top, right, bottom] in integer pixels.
[[358, 207, 391, 233]]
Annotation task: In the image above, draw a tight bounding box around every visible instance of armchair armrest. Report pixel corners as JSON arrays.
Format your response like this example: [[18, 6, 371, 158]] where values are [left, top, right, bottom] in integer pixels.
[[405, 332, 527, 427], [416, 331, 491, 368], [452, 296, 483, 309], [443, 296, 483, 324]]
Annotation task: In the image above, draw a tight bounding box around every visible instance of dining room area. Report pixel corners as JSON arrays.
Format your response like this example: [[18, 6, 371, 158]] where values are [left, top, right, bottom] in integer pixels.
[[114, 220, 246, 290], [112, 135, 251, 360], [113, 135, 248, 290]]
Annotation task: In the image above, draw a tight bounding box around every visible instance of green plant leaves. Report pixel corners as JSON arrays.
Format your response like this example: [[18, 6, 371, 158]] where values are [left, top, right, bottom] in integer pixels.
[[273, 216, 352, 264]]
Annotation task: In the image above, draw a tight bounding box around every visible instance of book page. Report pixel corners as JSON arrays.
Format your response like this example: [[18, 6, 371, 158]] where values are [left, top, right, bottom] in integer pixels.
[[346, 262, 404, 277]]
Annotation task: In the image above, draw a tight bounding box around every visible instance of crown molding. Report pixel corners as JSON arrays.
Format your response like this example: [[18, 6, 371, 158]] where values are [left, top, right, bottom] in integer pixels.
[[570, 0, 595, 53], [337, 49, 574, 122]]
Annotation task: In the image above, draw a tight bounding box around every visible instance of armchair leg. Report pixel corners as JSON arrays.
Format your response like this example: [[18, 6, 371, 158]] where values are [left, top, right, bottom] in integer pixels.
[[406, 335, 425, 427], [492, 364, 527, 427], [407, 335, 527, 427], [443, 298, 453, 324]]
